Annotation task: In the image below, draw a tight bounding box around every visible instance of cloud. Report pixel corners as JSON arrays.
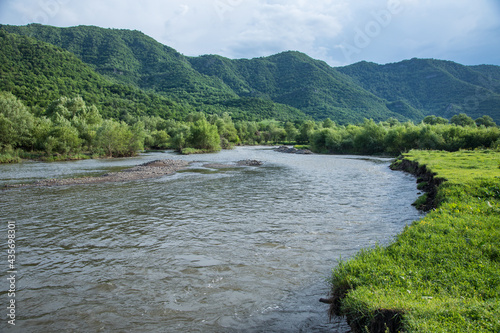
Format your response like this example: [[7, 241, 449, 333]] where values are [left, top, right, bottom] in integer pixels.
[[331, 0, 500, 65], [212, 1, 345, 58], [0, 0, 499, 66]]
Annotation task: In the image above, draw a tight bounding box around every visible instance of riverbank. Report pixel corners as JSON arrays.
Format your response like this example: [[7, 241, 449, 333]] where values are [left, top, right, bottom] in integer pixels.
[[329, 149, 500, 332], [4, 159, 190, 188]]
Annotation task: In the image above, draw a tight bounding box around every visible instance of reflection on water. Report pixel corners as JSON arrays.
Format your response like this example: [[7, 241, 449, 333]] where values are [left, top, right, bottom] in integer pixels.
[[0, 147, 423, 332]]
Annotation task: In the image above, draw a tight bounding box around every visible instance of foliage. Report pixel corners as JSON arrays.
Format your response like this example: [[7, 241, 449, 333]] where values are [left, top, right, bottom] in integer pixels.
[[451, 113, 476, 127], [0, 25, 308, 123], [191, 51, 406, 124], [308, 120, 500, 155], [96, 119, 144, 157], [188, 117, 221, 152], [0, 94, 147, 160], [0, 91, 34, 150], [1, 24, 500, 163], [1, 89, 499, 163], [45, 115, 82, 155], [475, 115, 497, 127], [329, 150, 500, 332], [423, 115, 449, 125], [0, 149, 22, 163]]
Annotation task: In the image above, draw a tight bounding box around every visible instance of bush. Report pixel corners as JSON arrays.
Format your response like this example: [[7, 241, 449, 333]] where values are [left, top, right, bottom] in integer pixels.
[[188, 118, 221, 152]]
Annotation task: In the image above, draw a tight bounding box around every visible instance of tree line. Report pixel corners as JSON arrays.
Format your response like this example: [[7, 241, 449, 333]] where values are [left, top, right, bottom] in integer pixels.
[[308, 116, 500, 155], [1, 91, 499, 163]]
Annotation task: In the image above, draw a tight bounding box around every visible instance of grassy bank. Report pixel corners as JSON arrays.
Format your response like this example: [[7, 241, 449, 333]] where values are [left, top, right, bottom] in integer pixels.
[[0, 150, 102, 163], [329, 149, 500, 332]]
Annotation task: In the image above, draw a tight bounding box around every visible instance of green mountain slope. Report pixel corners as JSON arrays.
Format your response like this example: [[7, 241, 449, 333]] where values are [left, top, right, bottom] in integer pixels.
[[0, 24, 308, 122], [0, 30, 184, 119], [337, 59, 500, 124], [1, 24, 499, 124], [190, 51, 415, 123], [5, 24, 395, 123], [2, 24, 412, 123], [0, 24, 237, 102]]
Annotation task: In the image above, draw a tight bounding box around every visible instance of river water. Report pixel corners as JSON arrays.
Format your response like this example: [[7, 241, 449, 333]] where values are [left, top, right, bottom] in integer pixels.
[[0, 146, 423, 332]]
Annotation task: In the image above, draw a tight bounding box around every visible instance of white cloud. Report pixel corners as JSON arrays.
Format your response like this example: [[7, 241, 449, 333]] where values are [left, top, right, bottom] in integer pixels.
[[0, 0, 499, 66], [330, 0, 500, 65]]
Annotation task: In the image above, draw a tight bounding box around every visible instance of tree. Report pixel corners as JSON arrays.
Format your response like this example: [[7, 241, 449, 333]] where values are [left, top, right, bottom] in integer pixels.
[[418, 125, 445, 150], [385, 117, 400, 127], [353, 119, 387, 154], [322, 118, 336, 128], [46, 96, 85, 119], [0, 92, 35, 150], [270, 126, 287, 143], [450, 113, 476, 127], [311, 128, 338, 153], [384, 125, 406, 154], [297, 120, 315, 143], [188, 118, 221, 151], [284, 121, 299, 142], [46, 115, 81, 154], [475, 115, 497, 128], [129, 121, 146, 152], [32, 117, 53, 151], [423, 115, 448, 125], [152, 130, 170, 149], [215, 113, 240, 148], [96, 119, 140, 157], [169, 123, 190, 152]]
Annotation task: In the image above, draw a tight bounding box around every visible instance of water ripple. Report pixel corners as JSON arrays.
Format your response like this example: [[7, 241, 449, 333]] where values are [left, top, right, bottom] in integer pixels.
[[0, 147, 423, 332]]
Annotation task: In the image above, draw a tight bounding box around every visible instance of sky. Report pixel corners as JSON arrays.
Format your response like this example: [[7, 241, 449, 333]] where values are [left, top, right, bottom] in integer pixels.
[[1, 0, 499, 67]]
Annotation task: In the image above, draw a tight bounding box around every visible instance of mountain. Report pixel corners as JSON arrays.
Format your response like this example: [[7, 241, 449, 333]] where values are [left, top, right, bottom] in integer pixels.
[[189, 52, 414, 123], [0, 26, 308, 122], [0, 24, 238, 103], [337, 59, 500, 123], [0, 24, 408, 123], [0, 29, 182, 119], [1, 24, 499, 124]]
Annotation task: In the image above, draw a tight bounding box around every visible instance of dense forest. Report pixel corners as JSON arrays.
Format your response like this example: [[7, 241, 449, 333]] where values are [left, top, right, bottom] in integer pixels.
[[0, 24, 499, 162]]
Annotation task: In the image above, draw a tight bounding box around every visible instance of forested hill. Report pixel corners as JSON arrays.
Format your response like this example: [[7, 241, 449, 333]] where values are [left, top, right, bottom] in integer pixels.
[[188, 52, 410, 123], [0, 28, 307, 122], [337, 59, 500, 124], [0, 29, 183, 120], [0, 24, 414, 123], [1, 23, 499, 124]]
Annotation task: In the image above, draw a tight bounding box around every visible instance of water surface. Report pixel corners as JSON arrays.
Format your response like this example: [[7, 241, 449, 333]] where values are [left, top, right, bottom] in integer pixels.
[[0, 147, 423, 332]]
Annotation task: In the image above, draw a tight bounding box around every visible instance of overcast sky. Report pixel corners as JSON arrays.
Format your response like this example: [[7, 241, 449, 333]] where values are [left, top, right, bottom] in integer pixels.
[[1, 0, 499, 67]]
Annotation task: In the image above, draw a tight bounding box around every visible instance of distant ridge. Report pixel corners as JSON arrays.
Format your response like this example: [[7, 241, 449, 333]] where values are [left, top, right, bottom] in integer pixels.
[[337, 59, 500, 123]]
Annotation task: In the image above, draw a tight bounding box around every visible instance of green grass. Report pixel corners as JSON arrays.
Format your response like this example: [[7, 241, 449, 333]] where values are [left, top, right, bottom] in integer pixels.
[[0, 152, 21, 163], [404, 149, 500, 184], [329, 149, 500, 332], [0, 150, 99, 163], [41, 153, 92, 162], [179, 147, 221, 155]]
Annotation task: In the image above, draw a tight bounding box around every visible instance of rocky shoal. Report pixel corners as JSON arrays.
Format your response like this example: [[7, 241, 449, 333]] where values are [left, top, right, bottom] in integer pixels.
[[5, 159, 190, 188]]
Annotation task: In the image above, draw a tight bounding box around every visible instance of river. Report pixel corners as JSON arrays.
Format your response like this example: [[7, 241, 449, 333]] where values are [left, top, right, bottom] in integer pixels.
[[0, 146, 423, 332]]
